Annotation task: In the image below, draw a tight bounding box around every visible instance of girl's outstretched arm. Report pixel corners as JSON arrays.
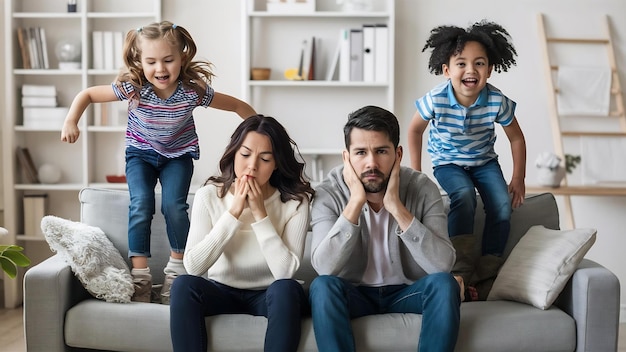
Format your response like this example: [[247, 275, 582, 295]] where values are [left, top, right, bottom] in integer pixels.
[[407, 111, 429, 172], [61, 85, 118, 143], [503, 117, 526, 208], [209, 92, 257, 119]]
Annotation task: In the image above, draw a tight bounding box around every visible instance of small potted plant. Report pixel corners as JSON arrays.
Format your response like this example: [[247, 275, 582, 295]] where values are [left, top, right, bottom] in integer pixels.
[[0, 228, 31, 279], [535, 152, 581, 187]]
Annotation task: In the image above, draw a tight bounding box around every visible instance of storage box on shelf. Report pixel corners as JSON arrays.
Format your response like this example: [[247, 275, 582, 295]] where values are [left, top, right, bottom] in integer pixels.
[[2, 0, 161, 308], [242, 0, 395, 177]]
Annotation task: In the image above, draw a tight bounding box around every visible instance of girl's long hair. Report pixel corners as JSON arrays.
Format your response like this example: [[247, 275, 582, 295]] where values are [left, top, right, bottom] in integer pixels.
[[116, 20, 214, 99]]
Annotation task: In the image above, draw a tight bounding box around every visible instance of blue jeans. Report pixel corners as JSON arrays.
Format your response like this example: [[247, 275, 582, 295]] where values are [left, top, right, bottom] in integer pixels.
[[170, 275, 307, 352], [434, 159, 511, 256], [309, 273, 460, 352], [125, 146, 193, 257]]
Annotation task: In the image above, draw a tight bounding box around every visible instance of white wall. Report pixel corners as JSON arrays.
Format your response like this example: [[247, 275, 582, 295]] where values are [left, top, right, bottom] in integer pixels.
[[1, 0, 623, 313], [163, 0, 626, 315]]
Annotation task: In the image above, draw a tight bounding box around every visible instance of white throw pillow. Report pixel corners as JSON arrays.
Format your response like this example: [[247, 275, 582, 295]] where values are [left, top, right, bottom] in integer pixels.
[[41, 215, 134, 303], [487, 225, 596, 310]]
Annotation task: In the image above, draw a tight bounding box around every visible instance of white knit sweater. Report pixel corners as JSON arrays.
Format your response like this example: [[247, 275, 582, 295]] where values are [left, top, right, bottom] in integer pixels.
[[183, 184, 310, 289]]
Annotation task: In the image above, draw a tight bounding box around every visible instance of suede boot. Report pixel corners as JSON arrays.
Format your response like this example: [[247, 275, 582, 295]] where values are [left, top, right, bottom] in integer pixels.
[[471, 255, 505, 301], [450, 234, 478, 302]]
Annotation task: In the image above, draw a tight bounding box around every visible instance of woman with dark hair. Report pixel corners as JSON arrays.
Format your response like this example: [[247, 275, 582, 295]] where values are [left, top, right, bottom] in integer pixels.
[[169, 114, 315, 352]]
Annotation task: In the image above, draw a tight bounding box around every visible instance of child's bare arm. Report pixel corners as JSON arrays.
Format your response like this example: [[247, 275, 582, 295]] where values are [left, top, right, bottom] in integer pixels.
[[407, 111, 429, 171], [209, 92, 257, 119], [61, 85, 118, 143], [503, 117, 526, 207]]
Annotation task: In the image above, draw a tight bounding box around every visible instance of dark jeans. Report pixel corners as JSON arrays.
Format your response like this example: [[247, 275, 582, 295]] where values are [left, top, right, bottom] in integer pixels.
[[170, 275, 307, 352], [125, 146, 193, 257], [309, 273, 461, 352], [434, 159, 512, 256]]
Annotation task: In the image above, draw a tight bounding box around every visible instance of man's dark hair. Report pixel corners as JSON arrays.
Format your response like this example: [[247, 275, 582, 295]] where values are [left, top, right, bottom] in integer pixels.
[[344, 105, 400, 149], [422, 19, 517, 75]]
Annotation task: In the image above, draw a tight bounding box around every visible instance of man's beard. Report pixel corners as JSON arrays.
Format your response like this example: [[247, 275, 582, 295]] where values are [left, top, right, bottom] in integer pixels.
[[360, 169, 389, 193]]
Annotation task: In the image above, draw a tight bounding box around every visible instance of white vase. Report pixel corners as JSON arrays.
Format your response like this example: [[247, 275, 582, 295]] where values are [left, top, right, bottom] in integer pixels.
[[536, 166, 566, 187]]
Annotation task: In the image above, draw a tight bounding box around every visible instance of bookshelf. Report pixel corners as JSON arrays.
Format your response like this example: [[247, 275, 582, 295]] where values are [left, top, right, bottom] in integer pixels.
[[2, 0, 161, 308], [242, 0, 395, 183]]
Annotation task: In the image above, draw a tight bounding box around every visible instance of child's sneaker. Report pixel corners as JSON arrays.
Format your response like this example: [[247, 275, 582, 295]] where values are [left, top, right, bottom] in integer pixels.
[[160, 274, 177, 305]]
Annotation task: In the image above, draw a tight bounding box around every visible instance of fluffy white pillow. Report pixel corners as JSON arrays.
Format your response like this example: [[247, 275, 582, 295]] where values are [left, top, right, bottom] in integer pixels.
[[487, 225, 596, 310], [41, 215, 134, 303]]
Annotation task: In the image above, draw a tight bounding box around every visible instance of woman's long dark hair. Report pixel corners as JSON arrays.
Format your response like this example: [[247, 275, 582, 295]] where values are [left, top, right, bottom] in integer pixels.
[[205, 115, 315, 203]]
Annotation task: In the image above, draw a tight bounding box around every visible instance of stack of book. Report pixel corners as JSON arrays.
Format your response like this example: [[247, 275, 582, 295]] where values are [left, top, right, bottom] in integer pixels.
[[21, 84, 68, 129], [16, 27, 50, 69]]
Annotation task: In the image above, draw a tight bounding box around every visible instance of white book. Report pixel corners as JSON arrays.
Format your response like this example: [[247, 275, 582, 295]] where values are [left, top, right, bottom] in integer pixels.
[[103, 31, 115, 70], [349, 29, 363, 82], [362, 25, 375, 83], [28, 28, 39, 69], [338, 28, 351, 82], [22, 84, 57, 97], [325, 35, 342, 81], [92, 31, 104, 70], [23, 107, 69, 128], [113, 31, 124, 70], [39, 27, 50, 69], [374, 24, 389, 83], [22, 96, 57, 107]]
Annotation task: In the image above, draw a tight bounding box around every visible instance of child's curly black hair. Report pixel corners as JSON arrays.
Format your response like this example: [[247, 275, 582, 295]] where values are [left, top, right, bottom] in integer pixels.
[[422, 20, 517, 75]]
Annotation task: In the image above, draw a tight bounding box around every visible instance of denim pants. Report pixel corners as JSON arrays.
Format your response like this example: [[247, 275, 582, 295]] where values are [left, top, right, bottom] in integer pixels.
[[309, 273, 460, 352], [125, 146, 193, 257], [170, 275, 307, 352], [434, 159, 512, 256]]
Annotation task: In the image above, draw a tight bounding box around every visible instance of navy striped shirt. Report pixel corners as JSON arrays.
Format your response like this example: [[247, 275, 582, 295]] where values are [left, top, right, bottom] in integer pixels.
[[415, 80, 516, 167], [112, 81, 214, 159]]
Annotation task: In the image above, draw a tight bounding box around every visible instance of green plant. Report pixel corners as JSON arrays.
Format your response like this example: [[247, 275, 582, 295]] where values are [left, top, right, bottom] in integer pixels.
[[565, 154, 581, 174], [0, 245, 31, 279]]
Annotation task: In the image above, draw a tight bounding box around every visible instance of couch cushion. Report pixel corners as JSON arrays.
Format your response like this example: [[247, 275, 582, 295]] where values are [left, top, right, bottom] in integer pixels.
[[64, 299, 575, 352], [41, 215, 134, 303], [488, 225, 596, 309]]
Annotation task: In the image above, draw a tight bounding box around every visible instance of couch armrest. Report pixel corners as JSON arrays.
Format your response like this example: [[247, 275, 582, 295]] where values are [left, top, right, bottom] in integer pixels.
[[554, 258, 620, 352], [23, 254, 91, 352]]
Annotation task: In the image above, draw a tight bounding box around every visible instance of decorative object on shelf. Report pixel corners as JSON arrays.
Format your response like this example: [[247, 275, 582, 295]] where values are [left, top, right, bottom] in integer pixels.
[[337, 0, 373, 12], [266, 0, 315, 13], [23, 194, 48, 237], [67, 0, 77, 12], [106, 175, 127, 183], [535, 152, 581, 187], [55, 38, 81, 70], [38, 163, 62, 184], [251, 67, 271, 80]]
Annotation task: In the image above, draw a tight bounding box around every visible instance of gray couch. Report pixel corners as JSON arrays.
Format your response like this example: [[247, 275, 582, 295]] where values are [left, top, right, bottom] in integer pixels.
[[24, 187, 620, 352]]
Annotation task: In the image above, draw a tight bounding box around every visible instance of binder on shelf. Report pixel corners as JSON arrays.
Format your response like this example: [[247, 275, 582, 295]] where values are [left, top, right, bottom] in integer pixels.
[[374, 24, 388, 83], [16, 147, 39, 184], [23, 194, 48, 237], [39, 27, 50, 69], [113, 31, 124, 70], [308, 36, 316, 80], [92, 31, 104, 69], [362, 24, 375, 82], [338, 28, 351, 82], [349, 29, 363, 82], [325, 33, 342, 81], [103, 31, 114, 70]]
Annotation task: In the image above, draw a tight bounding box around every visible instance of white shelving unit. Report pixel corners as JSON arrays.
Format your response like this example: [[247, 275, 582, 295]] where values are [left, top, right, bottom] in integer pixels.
[[2, 0, 161, 308], [242, 0, 395, 183]]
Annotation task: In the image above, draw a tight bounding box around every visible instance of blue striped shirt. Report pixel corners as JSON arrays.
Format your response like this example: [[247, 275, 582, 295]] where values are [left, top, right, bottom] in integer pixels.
[[415, 80, 516, 167], [112, 81, 214, 159]]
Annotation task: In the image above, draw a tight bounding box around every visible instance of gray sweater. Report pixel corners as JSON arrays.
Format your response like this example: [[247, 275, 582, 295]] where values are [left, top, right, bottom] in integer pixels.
[[310, 165, 455, 284]]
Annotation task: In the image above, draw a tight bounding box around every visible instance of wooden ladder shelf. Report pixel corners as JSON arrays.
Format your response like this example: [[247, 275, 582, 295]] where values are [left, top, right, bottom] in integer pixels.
[[530, 13, 626, 229]]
